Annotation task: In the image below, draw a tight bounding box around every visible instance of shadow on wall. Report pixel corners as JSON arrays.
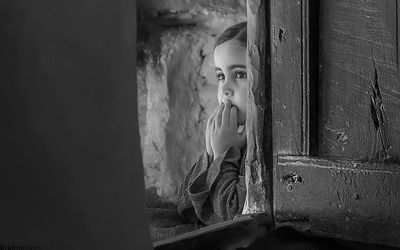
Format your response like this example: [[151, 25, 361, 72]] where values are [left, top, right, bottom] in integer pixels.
[[137, 0, 246, 201]]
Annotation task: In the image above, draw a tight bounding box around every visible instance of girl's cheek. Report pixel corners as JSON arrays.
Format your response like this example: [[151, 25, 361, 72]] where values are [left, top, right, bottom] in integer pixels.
[[217, 86, 223, 104]]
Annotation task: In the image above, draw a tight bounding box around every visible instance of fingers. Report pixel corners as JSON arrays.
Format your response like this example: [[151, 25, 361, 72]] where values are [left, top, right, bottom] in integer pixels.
[[205, 124, 213, 156], [206, 112, 214, 130], [215, 104, 224, 128], [229, 105, 238, 126], [207, 105, 220, 129], [211, 115, 216, 131], [206, 118, 211, 138], [222, 100, 231, 126], [206, 106, 219, 154]]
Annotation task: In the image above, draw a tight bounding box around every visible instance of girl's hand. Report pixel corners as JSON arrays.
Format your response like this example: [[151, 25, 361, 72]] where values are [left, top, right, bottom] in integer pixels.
[[210, 100, 246, 157], [205, 105, 221, 157]]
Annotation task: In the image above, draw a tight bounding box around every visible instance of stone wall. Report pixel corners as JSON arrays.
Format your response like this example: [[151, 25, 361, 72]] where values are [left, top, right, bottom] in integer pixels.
[[137, 0, 246, 201]]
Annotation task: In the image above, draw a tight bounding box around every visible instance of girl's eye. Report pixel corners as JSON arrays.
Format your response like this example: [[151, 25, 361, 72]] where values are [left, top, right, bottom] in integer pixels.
[[216, 73, 225, 83], [235, 71, 247, 79]]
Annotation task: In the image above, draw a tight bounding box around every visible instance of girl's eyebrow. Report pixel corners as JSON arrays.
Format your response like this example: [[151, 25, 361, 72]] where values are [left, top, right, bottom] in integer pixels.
[[215, 64, 246, 71]]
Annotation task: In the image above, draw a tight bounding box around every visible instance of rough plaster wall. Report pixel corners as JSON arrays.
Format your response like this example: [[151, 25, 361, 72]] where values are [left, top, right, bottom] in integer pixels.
[[137, 1, 246, 201]]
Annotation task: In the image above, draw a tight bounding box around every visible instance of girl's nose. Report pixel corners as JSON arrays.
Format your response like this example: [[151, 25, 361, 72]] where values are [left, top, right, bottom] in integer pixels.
[[222, 80, 234, 97], [223, 87, 234, 97]]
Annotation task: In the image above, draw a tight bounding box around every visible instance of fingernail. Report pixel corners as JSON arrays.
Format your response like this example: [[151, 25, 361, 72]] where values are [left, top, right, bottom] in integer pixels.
[[225, 99, 231, 104]]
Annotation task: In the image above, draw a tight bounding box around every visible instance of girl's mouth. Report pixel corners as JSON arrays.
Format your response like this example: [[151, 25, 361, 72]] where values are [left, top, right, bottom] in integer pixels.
[[222, 98, 232, 104]]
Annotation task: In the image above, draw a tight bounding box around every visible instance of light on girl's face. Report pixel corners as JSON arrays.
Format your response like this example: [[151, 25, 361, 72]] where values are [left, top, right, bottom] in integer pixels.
[[214, 39, 248, 126]]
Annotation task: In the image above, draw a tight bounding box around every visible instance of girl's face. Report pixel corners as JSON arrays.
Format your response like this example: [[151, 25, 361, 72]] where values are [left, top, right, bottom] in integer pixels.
[[214, 39, 247, 126]]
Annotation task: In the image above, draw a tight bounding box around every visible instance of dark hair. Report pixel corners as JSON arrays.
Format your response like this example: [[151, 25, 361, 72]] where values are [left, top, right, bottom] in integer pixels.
[[214, 22, 247, 49]]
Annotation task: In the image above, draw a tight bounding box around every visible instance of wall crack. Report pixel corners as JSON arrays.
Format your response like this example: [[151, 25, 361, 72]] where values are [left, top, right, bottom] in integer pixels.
[[370, 63, 390, 160]]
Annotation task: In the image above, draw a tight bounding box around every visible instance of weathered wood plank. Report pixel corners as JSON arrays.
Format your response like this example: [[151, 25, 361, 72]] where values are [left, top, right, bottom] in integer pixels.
[[270, 0, 319, 156], [153, 214, 268, 250], [270, 0, 303, 155], [274, 155, 400, 247], [319, 0, 400, 162], [243, 0, 273, 218]]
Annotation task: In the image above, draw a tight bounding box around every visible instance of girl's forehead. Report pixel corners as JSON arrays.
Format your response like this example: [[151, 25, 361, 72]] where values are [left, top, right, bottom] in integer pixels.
[[214, 40, 246, 68]]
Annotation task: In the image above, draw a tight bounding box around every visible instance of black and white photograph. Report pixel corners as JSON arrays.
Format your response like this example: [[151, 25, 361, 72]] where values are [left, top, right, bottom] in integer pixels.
[[1, 0, 400, 249]]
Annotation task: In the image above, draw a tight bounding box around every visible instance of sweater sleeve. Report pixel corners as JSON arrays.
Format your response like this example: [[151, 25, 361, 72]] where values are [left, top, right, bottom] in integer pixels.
[[178, 146, 246, 225], [176, 151, 211, 224]]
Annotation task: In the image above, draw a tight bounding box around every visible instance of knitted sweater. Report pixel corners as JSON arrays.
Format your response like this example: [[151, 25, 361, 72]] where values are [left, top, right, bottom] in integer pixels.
[[146, 146, 247, 242]]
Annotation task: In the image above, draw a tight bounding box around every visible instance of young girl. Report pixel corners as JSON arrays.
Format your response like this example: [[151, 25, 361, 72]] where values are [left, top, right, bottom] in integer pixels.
[[146, 21, 248, 241]]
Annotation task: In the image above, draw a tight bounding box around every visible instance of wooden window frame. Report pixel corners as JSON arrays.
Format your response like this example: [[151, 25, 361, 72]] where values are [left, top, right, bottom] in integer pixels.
[[271, 0, 400, 248]]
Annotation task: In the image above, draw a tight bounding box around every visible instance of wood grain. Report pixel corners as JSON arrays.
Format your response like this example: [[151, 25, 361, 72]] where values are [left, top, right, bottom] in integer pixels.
[[270, 0, 400, 248], [274, 155, 400, 247], [319, 0, 400, 162], [270, 0, 303, 155]]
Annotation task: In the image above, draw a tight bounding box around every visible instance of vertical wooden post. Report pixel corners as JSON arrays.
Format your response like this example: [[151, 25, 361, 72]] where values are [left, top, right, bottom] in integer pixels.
[[243, 0, 273, 224]]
